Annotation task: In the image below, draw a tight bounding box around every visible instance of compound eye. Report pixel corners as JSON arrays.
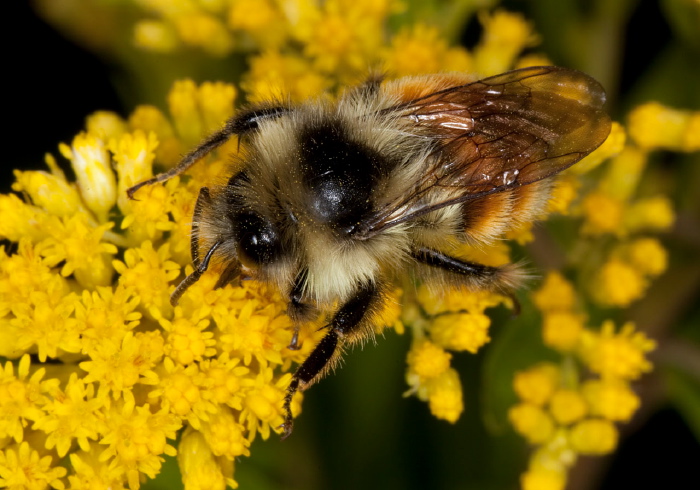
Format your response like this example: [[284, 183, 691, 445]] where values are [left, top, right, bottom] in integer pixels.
[[234, 212, 281, 267]]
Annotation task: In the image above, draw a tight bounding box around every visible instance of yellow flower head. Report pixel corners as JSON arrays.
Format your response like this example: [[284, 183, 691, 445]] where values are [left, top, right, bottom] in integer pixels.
[[582, 379, 640, 422], [407, 339, 452, 381], [542, 311, 585, 352], [591, 258, 647, 308], [628, 102, 700, 152], [580, 321, 656, 380], [0, 441, 67, 490], [513, 363, 561, 406], [508, 403, 555, 444], [569, 419, 618, 455], [549, 389, 588, 425], [426, 368, 464, 424], [532, 272, 576, 313]]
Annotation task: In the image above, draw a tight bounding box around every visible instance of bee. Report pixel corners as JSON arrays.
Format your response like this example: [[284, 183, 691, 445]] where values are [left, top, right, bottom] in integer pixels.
[[127, 66, 611, 438]]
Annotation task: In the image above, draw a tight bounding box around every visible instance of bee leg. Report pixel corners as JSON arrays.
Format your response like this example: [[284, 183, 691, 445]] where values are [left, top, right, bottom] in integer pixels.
[[286, 268, 315, 350], [281, 281, 377, 439], [411, 246, 522, 292], [412, 246, 501, 277]]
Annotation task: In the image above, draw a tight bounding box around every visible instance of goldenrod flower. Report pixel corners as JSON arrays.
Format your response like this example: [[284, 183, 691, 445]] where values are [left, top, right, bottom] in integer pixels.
[[425, 368, 464, 423], [513, 363, 561, 407], [580, 321, 656, 380], [549, 389, 588, 425], [628, 102, 700, 151], [521, 466, 566, 490], [407, 339, 452, 380], [582, 379, 640, 422], [0, 441, 67, 490], [532, 272, 577, 312], [0, 355, 57, 444], [542, 311, 585, 352], [508, 403, 556, 444], [569, 419, 618, 455]]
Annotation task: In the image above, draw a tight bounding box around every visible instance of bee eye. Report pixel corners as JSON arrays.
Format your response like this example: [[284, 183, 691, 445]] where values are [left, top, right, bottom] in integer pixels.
[[234, 212, 281, 267]]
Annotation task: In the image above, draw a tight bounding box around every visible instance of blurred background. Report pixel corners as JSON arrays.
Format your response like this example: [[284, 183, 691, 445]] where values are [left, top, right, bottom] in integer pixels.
[[4, 1, 699, 488]]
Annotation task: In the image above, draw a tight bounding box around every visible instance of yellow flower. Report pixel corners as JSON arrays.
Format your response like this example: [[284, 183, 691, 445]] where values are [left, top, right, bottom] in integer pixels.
[[542, 311, 585, 352], [620, 238, 668, 277], [148, 357, 217, 430], [508, 403, 555, 444], [0, 240, 70, 322], [240, 368, 290, 441], [0, 441, 67, 490], [134, 19, 179, 52], [198, 354, 249, 409], [112, 241, 181, 319], [569, 419, 618, 455], [383, 24, 471, 77], [198, 406, 251, 460], [0, 193, 51, 243], [0, 355, 58, 444], [513, 363, 561, 406], [128, 105, 181, 167], [580, 321, 656, 380], [59, 132, 117, 222], [172, 13, 233, 57], [549, 389, 587, 425], [417, 284, 506, 317], [79, 331, 163, 400], [406, 339, 452, 380], [241, 50, 329, 103], [581, 191, 624, 236], [591, 258, 647, 307], [179, 428, 235, 490], [32, 374, 105, 457], [624, 196, 675, 233], [9, 290, 80, 362], [582, 379, 640, 422], [599, 146, 647, 201], [99, 400, 181, 490], [67, 450, 126, 489], [430, 312, 491, 353], [521, 466, 567, 490], [12, 167, 85, 218], [426, 368, 464, 424], [156, 307, 217, 366], [472, 10, 538, 76], [628, 102, 700, 151], [546, 176, 580, 215], [73, 285, 142, 354], [532, 272, 576, 312], [85, 111, 128, 141], [215, 281, 295, 366]]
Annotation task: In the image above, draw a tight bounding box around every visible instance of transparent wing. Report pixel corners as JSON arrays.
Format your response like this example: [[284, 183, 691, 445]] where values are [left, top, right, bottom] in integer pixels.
[[357, 66, 611, 237]]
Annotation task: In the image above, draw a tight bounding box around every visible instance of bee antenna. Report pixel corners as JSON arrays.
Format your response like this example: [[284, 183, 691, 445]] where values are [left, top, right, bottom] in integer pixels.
[[170, 240, 222, 306]]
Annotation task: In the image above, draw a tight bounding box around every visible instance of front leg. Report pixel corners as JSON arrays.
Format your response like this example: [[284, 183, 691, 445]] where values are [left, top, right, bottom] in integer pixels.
[[281, 281, 378, 438]]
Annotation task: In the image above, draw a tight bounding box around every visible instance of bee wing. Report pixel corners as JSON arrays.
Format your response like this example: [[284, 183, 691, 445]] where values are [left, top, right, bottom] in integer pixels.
[[358, 66, 611, 237]]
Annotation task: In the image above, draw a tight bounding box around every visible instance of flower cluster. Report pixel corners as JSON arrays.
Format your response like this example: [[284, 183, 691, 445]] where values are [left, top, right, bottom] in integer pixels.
[[4, 2, 692, 489], [510, 272, 656, 490], [505, 97, 699, 489], [0, 78, 339, 488]]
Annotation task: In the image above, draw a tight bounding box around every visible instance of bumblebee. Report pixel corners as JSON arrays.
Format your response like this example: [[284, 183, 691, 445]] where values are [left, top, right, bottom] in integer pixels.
[[128, 66, 611, 437]]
